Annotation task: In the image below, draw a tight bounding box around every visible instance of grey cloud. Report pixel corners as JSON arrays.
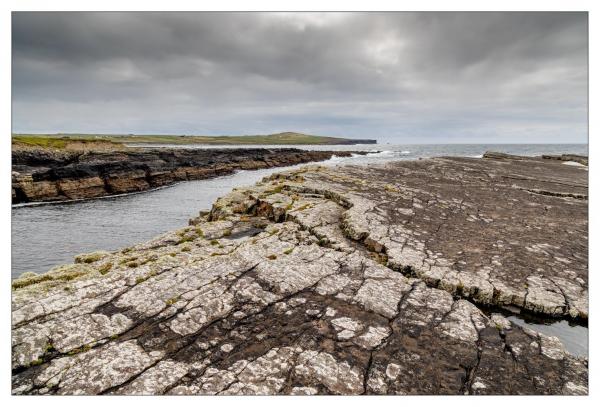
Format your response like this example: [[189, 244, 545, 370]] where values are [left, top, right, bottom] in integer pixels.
[[12, 12, 587, 143]]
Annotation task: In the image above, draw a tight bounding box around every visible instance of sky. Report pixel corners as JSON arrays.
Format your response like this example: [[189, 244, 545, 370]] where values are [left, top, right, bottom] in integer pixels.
[[12, 12, 588, 144]]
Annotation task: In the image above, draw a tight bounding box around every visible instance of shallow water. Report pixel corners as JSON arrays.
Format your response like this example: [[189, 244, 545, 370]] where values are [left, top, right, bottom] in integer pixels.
[[507, 315, 588, 358]]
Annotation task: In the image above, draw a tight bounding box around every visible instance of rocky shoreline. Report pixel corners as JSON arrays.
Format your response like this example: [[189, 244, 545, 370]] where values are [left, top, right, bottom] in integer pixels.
[[11, 153, 588, 395], [11, 147, 367, 204]]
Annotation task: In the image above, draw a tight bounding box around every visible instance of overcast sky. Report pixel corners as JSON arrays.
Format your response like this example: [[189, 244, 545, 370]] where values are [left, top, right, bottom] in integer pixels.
[[12, 12, 587, 143]]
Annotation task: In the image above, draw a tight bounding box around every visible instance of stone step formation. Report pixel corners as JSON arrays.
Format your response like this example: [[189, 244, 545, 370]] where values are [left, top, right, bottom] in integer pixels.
[[11, 153, 588, 395]]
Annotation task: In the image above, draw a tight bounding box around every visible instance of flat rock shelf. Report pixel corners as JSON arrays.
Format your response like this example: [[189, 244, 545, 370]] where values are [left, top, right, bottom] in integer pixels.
[[12, 153, 588, 395]]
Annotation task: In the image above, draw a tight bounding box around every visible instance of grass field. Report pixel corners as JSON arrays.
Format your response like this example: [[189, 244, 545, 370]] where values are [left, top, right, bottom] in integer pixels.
[[12, 135, 124, 150], [12, 132, 375, 148]]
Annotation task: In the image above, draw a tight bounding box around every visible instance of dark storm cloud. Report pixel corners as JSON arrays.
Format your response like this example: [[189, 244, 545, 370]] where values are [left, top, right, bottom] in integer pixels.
[[12, 12, 587, 143]]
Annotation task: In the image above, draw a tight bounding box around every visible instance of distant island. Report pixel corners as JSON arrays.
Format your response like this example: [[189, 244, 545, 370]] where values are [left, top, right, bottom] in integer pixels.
[[12, 132, 377, 148]]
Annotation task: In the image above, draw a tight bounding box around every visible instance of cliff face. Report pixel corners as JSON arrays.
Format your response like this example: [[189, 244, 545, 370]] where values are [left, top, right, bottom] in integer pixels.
[[11, 148, 360, 204], [12, 154, 588, 395]]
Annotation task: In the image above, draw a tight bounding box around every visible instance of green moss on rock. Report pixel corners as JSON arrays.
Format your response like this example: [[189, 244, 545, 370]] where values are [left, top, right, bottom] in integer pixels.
[[74, 251, 110, 264], [99, 262, 113, 275], [12, 263, 95, 290]]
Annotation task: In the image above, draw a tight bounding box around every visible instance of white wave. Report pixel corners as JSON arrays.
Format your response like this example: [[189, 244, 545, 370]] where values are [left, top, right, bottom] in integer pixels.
[[326, 154, 345, 162], [366, 150, 394, 157]]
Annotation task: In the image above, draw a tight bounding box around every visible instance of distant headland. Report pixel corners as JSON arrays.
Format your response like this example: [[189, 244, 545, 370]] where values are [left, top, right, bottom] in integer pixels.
[[12, 132, 377, 147]]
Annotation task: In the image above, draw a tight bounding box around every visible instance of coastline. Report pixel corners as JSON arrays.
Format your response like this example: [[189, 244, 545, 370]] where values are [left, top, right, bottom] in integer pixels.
[[12, 153, 588, 395], [11, 147, 370, 205]]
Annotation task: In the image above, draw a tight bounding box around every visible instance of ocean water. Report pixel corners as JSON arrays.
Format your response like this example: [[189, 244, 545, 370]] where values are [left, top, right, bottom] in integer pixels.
[[11, 143, 588, 357], [127, 142, 588, 165]]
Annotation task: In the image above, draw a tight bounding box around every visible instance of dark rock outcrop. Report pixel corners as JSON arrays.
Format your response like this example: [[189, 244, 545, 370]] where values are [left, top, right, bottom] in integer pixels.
[[483, 151, 588, 166], [11, 148, 366, 204], [12, 154, 587, 395], [541, 154, 588, 166]]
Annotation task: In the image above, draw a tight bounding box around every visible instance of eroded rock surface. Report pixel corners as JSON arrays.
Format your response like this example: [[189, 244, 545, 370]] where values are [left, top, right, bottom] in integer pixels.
[[12, 154, 588, 395], [11, 147, 365, 204]]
